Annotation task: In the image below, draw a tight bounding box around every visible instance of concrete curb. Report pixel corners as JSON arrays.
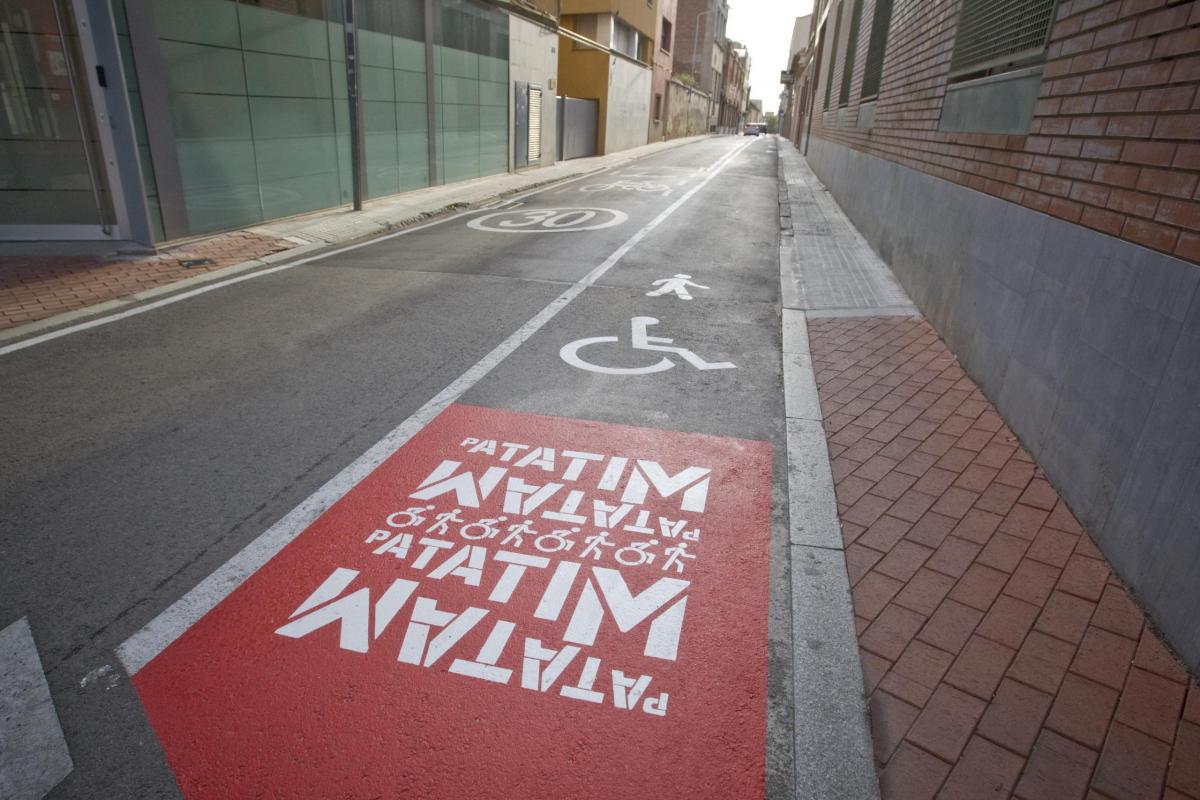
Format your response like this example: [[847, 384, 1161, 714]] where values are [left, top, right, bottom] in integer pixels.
[[0, 136, 714, 347], [777, 140, 881, 800]]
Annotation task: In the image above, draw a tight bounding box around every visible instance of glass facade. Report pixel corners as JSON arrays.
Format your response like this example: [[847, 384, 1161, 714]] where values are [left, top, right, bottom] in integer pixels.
[[0, 0, 112, 227], [433, 0, 508, 185], [148, 0, 351, 235], [359, 0, 429, 199], [112, 0, 508, 241]]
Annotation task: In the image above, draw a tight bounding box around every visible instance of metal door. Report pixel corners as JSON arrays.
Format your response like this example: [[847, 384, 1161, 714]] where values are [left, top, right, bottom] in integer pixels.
[[513, 81, 528, 169], [556, 96, 597, 161]]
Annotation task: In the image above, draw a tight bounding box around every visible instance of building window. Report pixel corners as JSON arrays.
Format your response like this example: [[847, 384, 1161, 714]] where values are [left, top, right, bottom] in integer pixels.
[[661, 18, 672, 53], [613, 18, 638, 59], [654, 93, 663, 122], [839, 0, 863, 107], [823, 3, 842, 110], [860, 0, 893, 98], [949, 0, 1059, 80]]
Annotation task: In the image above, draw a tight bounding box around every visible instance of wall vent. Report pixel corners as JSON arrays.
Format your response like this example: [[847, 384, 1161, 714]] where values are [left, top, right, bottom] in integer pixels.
[[949, 0, 1059, 79]]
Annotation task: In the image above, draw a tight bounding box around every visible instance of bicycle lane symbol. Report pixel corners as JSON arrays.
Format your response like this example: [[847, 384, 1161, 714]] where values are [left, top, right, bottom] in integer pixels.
[[559, 317, 737, 375]]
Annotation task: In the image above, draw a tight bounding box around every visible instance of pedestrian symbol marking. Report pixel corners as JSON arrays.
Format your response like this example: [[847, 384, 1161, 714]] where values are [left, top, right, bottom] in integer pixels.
[[646, 274, 709, 300], [132, 405, 770, 799], [468, 207, 628, 233], [560, 317, 737, 375]]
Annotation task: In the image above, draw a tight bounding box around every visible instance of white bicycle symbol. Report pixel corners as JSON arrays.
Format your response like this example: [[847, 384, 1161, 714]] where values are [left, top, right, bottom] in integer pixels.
[[559, 317, 737, 375], [580, 180, 673, 196]]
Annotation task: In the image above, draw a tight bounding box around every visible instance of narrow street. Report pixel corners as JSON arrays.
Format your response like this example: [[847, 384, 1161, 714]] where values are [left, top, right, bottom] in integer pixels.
[[6, 0, 1200, 796], [2, 136, 801, 798]]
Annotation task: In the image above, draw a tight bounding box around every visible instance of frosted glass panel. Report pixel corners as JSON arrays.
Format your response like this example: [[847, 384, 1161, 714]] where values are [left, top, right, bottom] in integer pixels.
[[156, 0, 351, 235], [140, 0, 507, 236], [358, 0, 428, 199], [433, 0, 508, 185]]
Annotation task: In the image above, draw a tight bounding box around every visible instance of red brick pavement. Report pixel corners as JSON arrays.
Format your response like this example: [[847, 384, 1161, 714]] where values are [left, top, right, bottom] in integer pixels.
[[0, 231, 294, 331], [809, 314, 1200, 800]]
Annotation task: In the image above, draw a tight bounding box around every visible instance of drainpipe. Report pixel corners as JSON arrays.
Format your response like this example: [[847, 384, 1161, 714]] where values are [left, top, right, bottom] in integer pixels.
[[343, 0, 365, 210], [690, 9, 710, 85]]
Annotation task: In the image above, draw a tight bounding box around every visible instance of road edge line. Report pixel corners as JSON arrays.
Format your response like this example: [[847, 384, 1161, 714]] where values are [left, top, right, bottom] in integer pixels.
[[0, 138, 712, 357], [1, 136, 716, 353], [116, 136, 757, 675]]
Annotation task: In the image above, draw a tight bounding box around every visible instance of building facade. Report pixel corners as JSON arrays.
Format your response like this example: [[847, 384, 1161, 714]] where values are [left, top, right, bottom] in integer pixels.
[[2, 0, 554, 247], [556, 0, 655, 154], [778, 14, 811, 146], [672, 0, 727, 129], [508, 3, 560, 171], [648, 0, 677, 142], [746, 99, 763, 125], [2, 0, 739, 249], [718, 40, 748, 132], [796, 0, 1200, 671]]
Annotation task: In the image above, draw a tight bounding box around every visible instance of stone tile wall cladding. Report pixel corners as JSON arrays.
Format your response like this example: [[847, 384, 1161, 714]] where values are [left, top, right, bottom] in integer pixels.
[[802, 0, 1200, 672]]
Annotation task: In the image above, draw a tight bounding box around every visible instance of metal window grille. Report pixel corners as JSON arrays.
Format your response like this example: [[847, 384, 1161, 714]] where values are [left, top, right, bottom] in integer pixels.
[[861, 0, 894, 98], [528, 86, 542, 163], [824, 4, 842, 110], [839, 0, 863, 106], [949, 0, 1059, 78]]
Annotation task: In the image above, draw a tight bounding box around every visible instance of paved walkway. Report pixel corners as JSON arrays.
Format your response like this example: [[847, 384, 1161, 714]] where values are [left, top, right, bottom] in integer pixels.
[[781, 157, 913, 316], [780, 142, 1200, 800], [812, 314, 1199, 800], [0, 232, 291, 331], [0, 136, 710, 339]]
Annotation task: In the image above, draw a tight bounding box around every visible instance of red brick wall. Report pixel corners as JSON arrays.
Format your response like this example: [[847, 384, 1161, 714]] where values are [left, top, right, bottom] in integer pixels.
[[807, 0, 1200, 264]]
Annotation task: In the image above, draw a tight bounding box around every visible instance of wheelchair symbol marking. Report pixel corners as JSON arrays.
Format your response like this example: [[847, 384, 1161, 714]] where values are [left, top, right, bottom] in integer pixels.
[[559, 317, 737, 375]]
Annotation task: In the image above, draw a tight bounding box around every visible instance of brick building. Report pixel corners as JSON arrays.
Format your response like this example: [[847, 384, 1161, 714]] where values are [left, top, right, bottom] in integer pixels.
[[793, 0, 1200, 676], [780, 14, 813, 144], [673, 0, 729, 128], [720, 41, 750, 132]]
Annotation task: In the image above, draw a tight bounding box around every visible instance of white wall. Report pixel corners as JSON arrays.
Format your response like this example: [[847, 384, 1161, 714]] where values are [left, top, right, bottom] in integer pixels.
[[508, 16, 559, 169], [604, 56, 651, 154]]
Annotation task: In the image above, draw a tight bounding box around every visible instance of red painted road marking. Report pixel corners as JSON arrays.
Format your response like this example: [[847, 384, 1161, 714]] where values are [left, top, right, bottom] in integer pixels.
[[134, 404, 771, 799]]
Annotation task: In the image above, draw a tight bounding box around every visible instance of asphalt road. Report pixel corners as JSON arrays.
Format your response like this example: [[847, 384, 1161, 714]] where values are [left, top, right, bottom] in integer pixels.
[[0, 135, 793, 799]]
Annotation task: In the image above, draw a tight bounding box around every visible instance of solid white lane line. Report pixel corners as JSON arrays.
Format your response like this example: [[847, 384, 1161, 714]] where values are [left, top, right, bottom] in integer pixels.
[[117, 137, 756, 675], [0, 167, 613, 359], [0, 618, 73, 798]]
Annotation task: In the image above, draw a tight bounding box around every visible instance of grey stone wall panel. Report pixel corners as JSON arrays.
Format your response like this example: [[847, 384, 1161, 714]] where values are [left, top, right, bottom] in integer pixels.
[[805, 135, 1200, 672]]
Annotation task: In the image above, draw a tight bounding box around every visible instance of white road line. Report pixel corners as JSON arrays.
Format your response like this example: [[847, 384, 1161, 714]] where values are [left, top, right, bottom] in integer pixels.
[[0, 169, 606, 359], [117, 136, 756, 675], [0, 618, 73, 798]]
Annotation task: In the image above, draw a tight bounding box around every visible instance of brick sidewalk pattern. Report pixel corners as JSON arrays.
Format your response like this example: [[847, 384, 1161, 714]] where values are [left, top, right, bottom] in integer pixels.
[[810, 314, 1200, 800], [0, 231, 295, 331]]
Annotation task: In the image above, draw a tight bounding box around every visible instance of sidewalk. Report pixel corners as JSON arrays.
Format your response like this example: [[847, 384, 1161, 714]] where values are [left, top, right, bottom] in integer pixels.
[[780, 144, 1199, 799], [0, 135, 710, 340]]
